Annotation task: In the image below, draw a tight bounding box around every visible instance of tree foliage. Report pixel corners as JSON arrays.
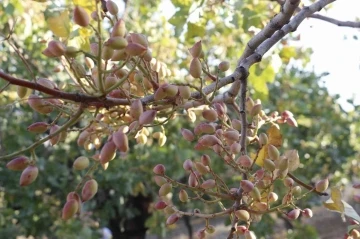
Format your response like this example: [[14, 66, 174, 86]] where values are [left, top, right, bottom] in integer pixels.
[[0, 0, 360, 238]]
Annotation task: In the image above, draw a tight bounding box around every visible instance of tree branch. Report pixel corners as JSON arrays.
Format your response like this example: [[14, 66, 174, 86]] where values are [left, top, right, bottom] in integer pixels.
[[309, 14, 360, 28]]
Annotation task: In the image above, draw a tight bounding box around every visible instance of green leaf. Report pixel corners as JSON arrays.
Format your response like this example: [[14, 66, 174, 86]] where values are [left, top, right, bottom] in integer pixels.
[[168, 9, 189, 37], [4, 3, 15, 15], [171, 0, 192, 7], [343, 200, 360, 222], [186, 22, 205, 40]]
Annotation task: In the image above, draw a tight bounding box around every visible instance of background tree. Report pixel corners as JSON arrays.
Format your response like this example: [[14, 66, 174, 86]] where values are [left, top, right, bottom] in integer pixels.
[[0, 0, 360, 238]]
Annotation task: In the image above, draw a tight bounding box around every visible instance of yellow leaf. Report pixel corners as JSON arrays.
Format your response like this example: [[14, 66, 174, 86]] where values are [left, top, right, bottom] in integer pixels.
[[253, 125, 282, 166], [268, 124, 282, 147], [73, 0, 96, 13], [253, 147, 266, 167], [46, 10, 70, 38], [323, 186, 344, 214]]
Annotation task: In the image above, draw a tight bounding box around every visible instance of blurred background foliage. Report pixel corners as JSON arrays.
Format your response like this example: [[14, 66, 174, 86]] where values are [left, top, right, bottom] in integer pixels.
[[0, 0, 359, 238]]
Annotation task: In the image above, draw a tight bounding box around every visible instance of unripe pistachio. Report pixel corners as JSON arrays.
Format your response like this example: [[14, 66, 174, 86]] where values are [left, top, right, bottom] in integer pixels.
[[112, 131, 129, 153], [277, 168, 288, 179], [259, 133, 268, 146], [284, 177, 295, 187], [27, 122, 49, 133], [194, 123, 215, 135], [183, 159, 193, 171], [198, 135, 221, 147], [240, 180, 254, 193], [163, 84, 178, 97], [223, 130, 239, 141], [49, 125, 61, 146], [17, 86, 28, 98], [105, 37, 128, 49], [264, 158, 276, 172], [218, 61, 230, 72], [73, 6, 90, 27], [66, 192, 81, 203], [236, 226, 247, 235], [201, 154, 211, 166], [287, 116, 298, 127], [42, 48, 56, 57], [139, 110, 157, 125], [111, 49, 127, 61], [111, 19, 126, 37], [202, 109, 218, 122], [152, 177, 166, 188], [7, 156, 30, 171], [100, 141, 116, 165], [154, 86, 167, 101], [20, 165, 39, 186], [206, 225, 216, 234], [159, 183, 172, 196], [189, 58, 202, 78], [129, 100, 142, 120], [302, 208, 313, 218], [237, 155, 253, 168], [188, 172, 198, 187], [153, 164, 166, 175], [254, 201, 268, 211], [104, 76, 117, 90], [166, 214, 179, 225], [130, 33, 149, 48], [281, 110, 294, 119], [195, 162, 209, 175], [179, 189, 189, 202], [196, 229, 206, 239], [245, 230, 256, 239], [73, 156, 90, 170], [235, 210, 250, 221], [62, 199, 79, 220], [81, 179, 98, 202], [249, 187, 261, 201], [315, 178, 329, 192], [255, 169, 265, 180], [350, 229, 360, 238], [102, 45, 114, 60], [268, 144, 280, 161], [268, 192, 279, 203], [200, 179, 216, 189], [287, 208, 301, 220], [106, 0, 118, 15], [65, 46, 79, 58], [250, 103, 262, 116], [232, 119, 242, 130], [189, 41, 202, 58], [77, 130, 90, 147], [28, 95, 53, 114], [181, 128, 195, 142], [155, 201, 167, 210], [164, 206, 175, 215], [278, 157, 289, 171], [125, 43, 147, 56], [292, 186, 302, 197], [178, 86, 191, 99], [47, 40, 65, 57]]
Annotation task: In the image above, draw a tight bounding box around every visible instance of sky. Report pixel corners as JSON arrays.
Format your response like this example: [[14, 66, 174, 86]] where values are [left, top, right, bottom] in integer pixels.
[[160, 0, 360, 111], [298, 0, 360, 111]]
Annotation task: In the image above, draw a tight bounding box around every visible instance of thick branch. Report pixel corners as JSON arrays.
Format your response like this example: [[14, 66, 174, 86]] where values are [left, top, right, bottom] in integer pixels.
[[238, 0, 301, 65]]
